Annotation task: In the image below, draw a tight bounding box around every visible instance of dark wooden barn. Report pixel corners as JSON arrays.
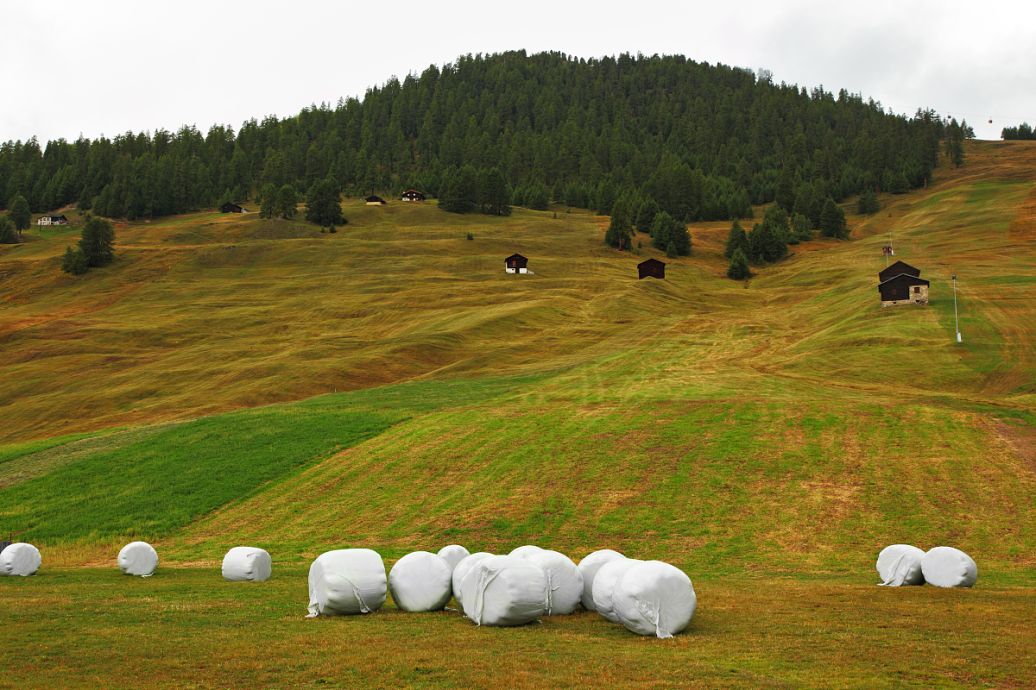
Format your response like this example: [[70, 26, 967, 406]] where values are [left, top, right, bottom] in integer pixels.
[[878, 273, 930, 306], [878, 260, 920, 283], [365, 195, 387, 205], [505, 253, 529, 274], [401, 189, 426, 202], [638, 258, 666, 280], [220, 202, 246, 213]]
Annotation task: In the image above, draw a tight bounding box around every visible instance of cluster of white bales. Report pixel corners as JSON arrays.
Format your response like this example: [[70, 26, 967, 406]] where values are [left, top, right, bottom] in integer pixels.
[[876, 544, 978, 588], [309, 544, 697, 638]]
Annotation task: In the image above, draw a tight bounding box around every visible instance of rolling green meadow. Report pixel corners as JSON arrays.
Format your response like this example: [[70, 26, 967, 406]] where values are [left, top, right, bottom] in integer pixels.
[[1, 141, 1035, 688]]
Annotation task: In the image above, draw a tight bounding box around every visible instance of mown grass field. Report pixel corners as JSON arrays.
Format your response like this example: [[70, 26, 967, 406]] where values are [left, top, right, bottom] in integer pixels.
[[1, 141, 1035, 688]]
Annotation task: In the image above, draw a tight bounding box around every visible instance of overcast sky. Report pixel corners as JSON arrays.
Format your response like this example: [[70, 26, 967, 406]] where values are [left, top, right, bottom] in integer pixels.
[[2, 0, 1034, 144]]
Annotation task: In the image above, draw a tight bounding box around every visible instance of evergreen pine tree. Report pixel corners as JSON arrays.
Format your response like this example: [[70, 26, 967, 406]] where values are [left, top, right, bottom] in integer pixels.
[[61, 246, 89, 274], [819, 198, 848, 239], [439, 165, 478, 213], [0, 216, 19, 244], [727, 247, 750, 280], [477, 168, 511, 216], [78, 215, 115, 267], [305, 178, 345, 226], [775, 170, 795, 213], [665, 241, 678, 258], [9, 194, 31, 233], [635, 199, 660, 233], [259, 183, 277, 219], [857, 189, 880, 214], [791, 213, 813, 241], [275, 184, 298, 219], [724, 220, 749, 259]]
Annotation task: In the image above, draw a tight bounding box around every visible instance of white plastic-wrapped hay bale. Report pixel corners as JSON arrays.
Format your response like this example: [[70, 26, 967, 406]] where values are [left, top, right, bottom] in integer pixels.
[[389, 551, 453, 612], [459, 555, 547, 626], [452, 552, 493, 605], [592, 558, 642, 623], [876, 544, 925, 586], [508, 544, 544, 559], [0, 543, 41, 576], [118, 541, 158, 577], [578, 549, 625, 610], [612, 560, 696, 639], [222, 547, 272, 582], [306, 548, 387, 617], [437, 544, 470, 571], [524, 549, 583, 615], [921, 546, 978, 588]]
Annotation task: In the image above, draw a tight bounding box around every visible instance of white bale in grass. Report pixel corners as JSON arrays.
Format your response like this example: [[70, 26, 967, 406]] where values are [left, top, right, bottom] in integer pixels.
[[436, 545, 470, 571], [578, 549, 625, 610], [306, 548, 387, 617], [876, 544, 925, 586], [0, 543, 41, 576], [524, 549, 583, 615], [118, 541, 158, 577], [508, 544, 544, 559], [389, 551, 453, 612], [459, 555, 547, 626], [612, 560, 696, 639], [222, 547, 272, 582], [921, 546, 978, 588], [592, 558, 642, 623], [452, 552, 493, 606]]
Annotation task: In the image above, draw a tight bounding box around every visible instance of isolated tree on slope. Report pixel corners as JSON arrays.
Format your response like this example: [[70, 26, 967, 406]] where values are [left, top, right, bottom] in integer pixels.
[[305, 178, 345, 226], [0, 216, 19, 244], [79, 215, 115, 267], [258, 183, 277, 219], [61, 246, 88, 275], [9, 194, 31, 234]]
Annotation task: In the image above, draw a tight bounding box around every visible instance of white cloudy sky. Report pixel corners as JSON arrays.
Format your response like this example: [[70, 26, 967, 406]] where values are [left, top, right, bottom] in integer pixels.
[[2, 0, 1034, 143]]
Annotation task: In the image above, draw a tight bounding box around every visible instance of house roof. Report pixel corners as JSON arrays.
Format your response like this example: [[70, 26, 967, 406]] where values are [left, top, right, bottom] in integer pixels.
[[877, 273, 930, 288], [878, 260, 921, 282], [505, 253, 527, 261], [638, 258, 666, 268], [365, 195, 385, 201]]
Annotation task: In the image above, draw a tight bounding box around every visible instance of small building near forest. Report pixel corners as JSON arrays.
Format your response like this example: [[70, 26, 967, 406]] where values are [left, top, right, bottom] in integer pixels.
[[505, 253, 529, 274], [220, 202, 246, 213], [365, 195, 387, 205], [401, 189, 426, 202], [877, 260, 929, 306], [638, 258, 666, 280], [37, 214, 68, 226]]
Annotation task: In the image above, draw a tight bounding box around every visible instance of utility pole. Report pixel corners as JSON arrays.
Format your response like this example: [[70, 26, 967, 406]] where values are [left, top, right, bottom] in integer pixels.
[[952, 274, 962, 343]]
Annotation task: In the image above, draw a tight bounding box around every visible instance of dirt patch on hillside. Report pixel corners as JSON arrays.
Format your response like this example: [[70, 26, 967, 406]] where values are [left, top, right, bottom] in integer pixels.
[[993, 419, 1036, 475]]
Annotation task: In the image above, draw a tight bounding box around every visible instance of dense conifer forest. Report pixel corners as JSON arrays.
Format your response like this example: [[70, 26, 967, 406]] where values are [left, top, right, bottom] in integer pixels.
[[1, 51, 953, 221]]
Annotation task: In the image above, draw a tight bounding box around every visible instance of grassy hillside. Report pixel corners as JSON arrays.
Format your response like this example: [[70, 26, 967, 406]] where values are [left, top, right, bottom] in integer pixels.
[[1, 141, 1035, 688]]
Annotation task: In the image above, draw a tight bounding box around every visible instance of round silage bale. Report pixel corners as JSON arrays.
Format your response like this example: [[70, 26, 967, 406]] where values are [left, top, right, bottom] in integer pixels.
[[221, 547, 272, 582], [875, 544, 925, 586], [436, 544, 470, 571], [118, 541, 158, 577], [389, 551, 453, 612], [306, 548, 387, 617], [612, 560, 696, 639], [524, 549, 583, 615], [459, 555, 547, 626], [452, 552, 493, 606], [921, 546, 978, 588], [508, 544, 544, 559], [0, 543, 41, 577], [592, 558, 642, 623], [577, 549, 625, 610]]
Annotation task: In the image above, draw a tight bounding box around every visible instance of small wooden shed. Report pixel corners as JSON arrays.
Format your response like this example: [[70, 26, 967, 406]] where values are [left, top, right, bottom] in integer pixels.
[[878, 274, 930, 306], [401, 189, 426, 202], [505, 253, 529, 274], [365, 195, 386, 205], [220, 202, 246, 213], [878, 260, 920, 283], [638, 258, 666, 280]]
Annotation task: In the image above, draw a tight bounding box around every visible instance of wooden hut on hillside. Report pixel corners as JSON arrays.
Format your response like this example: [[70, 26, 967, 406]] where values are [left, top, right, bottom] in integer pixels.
[[220, 202, 246, 213], [365, 195, 387, 205], [877, 260, 929, 306], [638, 258, 666, 280], [401, 189, 426, 202], [36, 214, 68, 226], [505, 253, 529, 274]]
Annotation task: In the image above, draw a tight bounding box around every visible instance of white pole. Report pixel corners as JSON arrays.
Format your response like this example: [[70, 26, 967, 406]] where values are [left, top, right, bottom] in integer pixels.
[[952, 274, 962, 343]]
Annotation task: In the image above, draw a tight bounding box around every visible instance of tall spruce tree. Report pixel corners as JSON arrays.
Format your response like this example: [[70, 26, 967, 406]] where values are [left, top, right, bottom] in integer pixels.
[[477, 168, 511, 216], [727, 247, 750, 280], [305, 178, 345, 226], [275, 184, 298, 219], [439, 166, 478, 213], [9, 194, 30, 233], [0, 216, 19, 244], [724, 220, 749, 259], [635, 198, 660, 233], [78, 215, 115, 267], [819, 198, 848, 239], [258, 183, 277, 219]]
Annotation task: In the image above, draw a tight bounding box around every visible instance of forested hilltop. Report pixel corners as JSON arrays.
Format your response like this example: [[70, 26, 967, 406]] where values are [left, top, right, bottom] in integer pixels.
[[1, 51, 962, 221]]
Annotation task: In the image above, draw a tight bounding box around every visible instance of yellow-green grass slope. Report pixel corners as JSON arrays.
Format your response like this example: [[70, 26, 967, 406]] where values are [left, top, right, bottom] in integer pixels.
[[1, 141, 1035, 688]]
